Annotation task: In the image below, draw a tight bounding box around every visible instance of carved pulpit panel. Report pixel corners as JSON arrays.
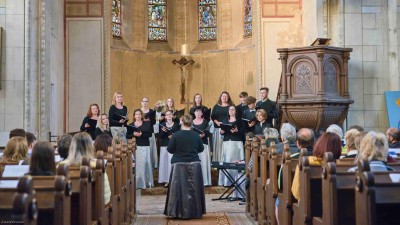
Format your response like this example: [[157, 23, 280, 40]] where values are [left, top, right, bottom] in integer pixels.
[[323, 60, 338, 96]]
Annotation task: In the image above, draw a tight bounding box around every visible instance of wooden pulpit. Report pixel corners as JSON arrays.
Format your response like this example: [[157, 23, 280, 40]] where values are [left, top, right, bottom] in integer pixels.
[[277, 43, 353, 131]]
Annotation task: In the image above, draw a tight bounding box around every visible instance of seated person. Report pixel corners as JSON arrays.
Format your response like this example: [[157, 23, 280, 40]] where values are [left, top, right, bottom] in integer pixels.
[[62, 132, 111, 204], [1, 137, 28, 164], [341, 129, 360, 158], [26, 141, 56, 176], [291, 132, 341, 201], [26, 132, 37, 157], [94, 133, 113, 153], [9, 128, 26, 139], [57, 134, 72, 161], [348, 131, 394, 172], [276, 123, 298, 154]]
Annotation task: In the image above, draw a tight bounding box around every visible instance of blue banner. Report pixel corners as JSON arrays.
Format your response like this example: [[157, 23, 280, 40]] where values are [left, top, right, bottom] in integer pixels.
[[385, 91, 400, 129]]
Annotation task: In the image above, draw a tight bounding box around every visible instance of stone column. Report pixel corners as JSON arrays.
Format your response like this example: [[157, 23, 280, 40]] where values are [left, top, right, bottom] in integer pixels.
[[388, 0, 399, 90], [24, 0, 40, 136]]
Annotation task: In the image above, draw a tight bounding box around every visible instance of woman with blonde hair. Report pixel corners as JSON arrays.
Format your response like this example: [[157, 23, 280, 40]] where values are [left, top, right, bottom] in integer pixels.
[[95, 113, 112, 138], [108, 91, 129, 141], [63, 132, 111, 204], [348, 131, 393, 172], [1, 137, 28, 163]]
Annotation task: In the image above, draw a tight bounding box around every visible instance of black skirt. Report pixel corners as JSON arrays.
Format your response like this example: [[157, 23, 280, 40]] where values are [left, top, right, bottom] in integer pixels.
[[164, 162, 206, 219]]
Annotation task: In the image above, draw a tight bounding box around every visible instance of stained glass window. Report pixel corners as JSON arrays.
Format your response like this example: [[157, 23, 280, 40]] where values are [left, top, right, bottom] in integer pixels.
[[148, 0, 167, 41], [244, 0, 252, 37], [199, 0, 217, 41], [112, 0, 122, 38]]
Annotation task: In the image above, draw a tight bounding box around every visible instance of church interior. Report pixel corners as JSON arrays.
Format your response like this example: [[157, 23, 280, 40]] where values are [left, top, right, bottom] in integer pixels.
[[0, 0, 400, 224]]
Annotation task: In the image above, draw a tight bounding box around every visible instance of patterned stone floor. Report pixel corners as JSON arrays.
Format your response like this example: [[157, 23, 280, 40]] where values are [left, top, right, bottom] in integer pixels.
[[134, 192, 256, 225]]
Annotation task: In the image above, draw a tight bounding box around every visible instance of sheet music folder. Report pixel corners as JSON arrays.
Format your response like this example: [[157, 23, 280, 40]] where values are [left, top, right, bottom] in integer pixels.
[[220, 123, 235, 132], [127, 124, 140, 133], [191, 123, 211, 134], [159, 124, 173, 135]]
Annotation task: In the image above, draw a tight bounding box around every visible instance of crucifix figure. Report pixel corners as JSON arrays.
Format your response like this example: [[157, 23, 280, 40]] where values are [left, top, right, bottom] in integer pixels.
[[172, 56, 195, 104]]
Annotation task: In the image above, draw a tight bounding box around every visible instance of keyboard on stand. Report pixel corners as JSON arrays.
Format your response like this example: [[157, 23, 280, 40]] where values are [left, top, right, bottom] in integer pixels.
[[211, 161, 246, 201]]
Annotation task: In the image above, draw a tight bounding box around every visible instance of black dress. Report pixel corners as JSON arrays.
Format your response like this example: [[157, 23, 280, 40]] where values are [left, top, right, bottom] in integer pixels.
[[191, 119, 210, 145], [94, 127, 112, 139], [80, 116, 97, 140], [164, 130, 206, 219], [256, 99, 277, 125], [108, 105, 128, 127]]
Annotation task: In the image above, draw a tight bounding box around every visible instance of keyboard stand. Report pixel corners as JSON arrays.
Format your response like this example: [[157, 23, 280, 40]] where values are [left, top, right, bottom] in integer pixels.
[[212, 169, 246, 201]]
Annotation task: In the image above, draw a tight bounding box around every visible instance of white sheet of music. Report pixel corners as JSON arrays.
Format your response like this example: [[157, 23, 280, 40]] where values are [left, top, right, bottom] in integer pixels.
[[0, 180, 19, 188], [55, 155, 61, 162], [389, 174, 400, 183], [2, 165, 29, 177]]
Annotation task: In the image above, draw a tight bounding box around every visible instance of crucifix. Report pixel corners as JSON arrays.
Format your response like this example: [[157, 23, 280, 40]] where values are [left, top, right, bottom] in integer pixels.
[[172, 44, 195, 104]]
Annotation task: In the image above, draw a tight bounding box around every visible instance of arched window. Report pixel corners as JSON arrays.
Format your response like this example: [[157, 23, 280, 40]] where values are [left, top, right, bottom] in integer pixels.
[[112, 0, 122, 38], [244, 0, 252, 37], [199, 0, 217, 41], [148, 0, 167, 41]]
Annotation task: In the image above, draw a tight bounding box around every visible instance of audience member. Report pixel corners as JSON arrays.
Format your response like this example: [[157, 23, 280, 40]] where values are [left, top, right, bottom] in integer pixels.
[[26, 132, 37, 156], [291, 132, 341, 201], [57, 134, 72, 161], [296, 128, 315, 153], [62, 132, 111, 204], [349, 131, 393, 172], [276, 123, 298, 154], [1, 137, 28, 164], [348, 125, 364, 132], [94, 133, 113, 153], [342, 129, 360, 158], [9, 128, 26, 139], [27, 141, 56, 176], [264, 127, 280, 147], [386, 128, 400, 148]]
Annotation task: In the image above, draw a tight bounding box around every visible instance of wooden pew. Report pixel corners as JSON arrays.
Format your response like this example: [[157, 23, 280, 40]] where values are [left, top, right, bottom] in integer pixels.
[[312, 152, 356, 225], [249, 138, 260, 219], [57, 159, 93, 225], [0, 176, 38, 225], [265, 142, 280, 225], [127, 139, 136, 219], [355, 160, 400, 225], [277, 145, 299, 225], [292, 154, 323, 225], [32, 172, 72, 225], [106, 146, 119, 224], [93, 151, 111, 225], [113, 143, 127, 225], [256, 138, 268, 225], [121, 142, 130, 224], [245, 136, 252, 213]]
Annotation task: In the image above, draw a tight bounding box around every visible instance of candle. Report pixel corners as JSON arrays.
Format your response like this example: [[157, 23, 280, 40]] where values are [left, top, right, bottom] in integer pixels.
[[181, 44, 189, 56]]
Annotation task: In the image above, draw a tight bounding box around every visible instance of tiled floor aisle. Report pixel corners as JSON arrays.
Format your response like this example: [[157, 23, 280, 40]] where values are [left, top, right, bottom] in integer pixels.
[[134, 193, 256, 225]]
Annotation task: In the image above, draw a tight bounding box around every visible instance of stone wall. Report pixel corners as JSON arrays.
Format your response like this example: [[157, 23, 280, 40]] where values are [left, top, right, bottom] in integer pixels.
[[258, 0, 399, 132], [110, 0, 256, 112], [0, 0, 64, 141]]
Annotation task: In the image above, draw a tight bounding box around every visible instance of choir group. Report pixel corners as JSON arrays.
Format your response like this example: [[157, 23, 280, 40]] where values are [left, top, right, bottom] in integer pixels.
[[80, 88, 277, 190]]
